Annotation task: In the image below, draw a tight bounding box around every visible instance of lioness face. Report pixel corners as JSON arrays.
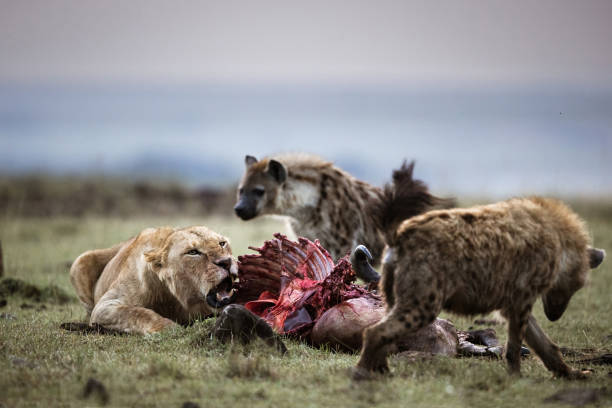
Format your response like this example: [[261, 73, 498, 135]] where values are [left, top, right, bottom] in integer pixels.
[[146, 226, 238, 316], [234, 155, 287, 220]]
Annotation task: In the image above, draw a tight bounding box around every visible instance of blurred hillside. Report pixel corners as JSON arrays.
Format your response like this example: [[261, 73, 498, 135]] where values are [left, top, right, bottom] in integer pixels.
[[2, 174, 612, 220], [0, 175, 235, 217]]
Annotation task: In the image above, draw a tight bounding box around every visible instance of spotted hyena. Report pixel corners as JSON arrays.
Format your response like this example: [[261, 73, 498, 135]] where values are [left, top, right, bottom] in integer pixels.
[[234, 153, 448, 264], [352, 164, 605, 379]]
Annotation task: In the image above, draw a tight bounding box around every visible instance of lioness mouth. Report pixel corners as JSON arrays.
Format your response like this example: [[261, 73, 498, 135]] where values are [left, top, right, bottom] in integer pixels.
[[206, 276, 237, 309]]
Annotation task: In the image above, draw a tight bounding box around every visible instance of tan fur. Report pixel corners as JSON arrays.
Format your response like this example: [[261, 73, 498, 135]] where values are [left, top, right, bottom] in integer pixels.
[[355, 197, 603, 379], [70, 226, 237, 334]]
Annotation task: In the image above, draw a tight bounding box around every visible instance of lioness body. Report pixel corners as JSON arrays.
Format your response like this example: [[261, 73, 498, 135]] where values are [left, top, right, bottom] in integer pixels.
[[70, 226, 238, 334], [355, 185, 605, 378]]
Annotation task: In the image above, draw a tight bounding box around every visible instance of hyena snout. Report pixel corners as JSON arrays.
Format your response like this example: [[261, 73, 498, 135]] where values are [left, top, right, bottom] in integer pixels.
[[589, 247, 605, 269], [234, 201, 257, 220]]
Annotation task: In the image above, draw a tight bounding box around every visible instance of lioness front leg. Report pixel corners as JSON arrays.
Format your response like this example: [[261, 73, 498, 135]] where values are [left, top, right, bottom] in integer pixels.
[[91, 298, 177, 335]]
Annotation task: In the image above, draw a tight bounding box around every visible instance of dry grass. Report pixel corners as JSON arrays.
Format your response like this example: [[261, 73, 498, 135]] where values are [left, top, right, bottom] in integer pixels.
[[1, 202, 611, 408]]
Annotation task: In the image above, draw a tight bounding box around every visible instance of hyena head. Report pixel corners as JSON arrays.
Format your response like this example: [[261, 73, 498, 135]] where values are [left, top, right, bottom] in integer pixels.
[[234, 155, 287, 220], [542, 246, 605, 322]]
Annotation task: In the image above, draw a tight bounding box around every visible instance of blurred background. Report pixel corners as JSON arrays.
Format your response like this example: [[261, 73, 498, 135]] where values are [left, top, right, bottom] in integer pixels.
[[1, 0, 612, 217]]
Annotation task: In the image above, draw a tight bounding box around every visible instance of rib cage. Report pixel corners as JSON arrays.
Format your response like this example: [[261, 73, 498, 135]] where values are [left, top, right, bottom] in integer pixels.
[[237, 233, 379, 336]]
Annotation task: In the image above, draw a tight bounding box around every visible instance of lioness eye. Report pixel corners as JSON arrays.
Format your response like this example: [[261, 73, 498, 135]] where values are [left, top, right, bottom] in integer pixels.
[[253, 187, 265, 197], [219, 241, 227, 248], [186, 249, 201, 256]]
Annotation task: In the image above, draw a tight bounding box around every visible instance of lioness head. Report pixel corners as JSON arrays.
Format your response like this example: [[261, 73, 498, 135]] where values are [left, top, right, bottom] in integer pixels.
[[234, 155, 287, 220], [144, 226, 238, 315]]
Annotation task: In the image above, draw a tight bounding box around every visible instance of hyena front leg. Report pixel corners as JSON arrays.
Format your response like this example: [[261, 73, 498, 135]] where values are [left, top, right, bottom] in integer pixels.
[[504, 304, 532, 375], [354, 263, 440, 379], [355, 312, 398, 373], [91, 293, 177, 335], [524, 315, 586, 379]]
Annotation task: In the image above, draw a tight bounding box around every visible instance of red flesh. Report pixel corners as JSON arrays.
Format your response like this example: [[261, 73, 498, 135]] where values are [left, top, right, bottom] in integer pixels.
[[237, 233, 381, 337]]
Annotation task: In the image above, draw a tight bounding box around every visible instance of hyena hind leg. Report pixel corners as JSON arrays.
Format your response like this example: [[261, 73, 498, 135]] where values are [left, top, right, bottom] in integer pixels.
[[525, 315, 587, 379]]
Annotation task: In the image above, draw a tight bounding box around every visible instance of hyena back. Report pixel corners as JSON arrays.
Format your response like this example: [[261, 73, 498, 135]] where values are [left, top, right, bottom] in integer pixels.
[[353, 169, 605, 379], [234, 154, 447, 262]]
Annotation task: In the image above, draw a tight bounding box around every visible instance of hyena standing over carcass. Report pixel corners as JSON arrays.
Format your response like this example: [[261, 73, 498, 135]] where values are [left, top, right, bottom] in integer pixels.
[[234, 153, 449, 265], [352, 164, 605, 379]]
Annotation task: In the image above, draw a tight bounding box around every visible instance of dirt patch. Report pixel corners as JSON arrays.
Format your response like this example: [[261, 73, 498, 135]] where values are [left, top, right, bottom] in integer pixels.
[[544, 387, 609, 406], [60, 322, 126, 336], [472, 318, 502, 326], [575, 354, 612, 366], [10, 356, 37, 369], [82, 378, 109, 405], [0, 278, 73, 304]]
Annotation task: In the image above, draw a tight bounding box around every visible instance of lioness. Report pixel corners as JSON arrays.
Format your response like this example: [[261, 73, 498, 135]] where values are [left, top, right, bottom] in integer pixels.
[[70, 226, 238, 334]]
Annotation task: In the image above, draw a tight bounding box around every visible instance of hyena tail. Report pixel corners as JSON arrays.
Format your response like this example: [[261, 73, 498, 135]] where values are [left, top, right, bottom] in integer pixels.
[[373, 161, 454, 242]]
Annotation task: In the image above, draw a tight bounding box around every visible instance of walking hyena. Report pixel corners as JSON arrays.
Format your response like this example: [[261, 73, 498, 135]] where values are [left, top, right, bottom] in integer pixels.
[[352, 164, 605, 379], [234, 153, 448, 264]]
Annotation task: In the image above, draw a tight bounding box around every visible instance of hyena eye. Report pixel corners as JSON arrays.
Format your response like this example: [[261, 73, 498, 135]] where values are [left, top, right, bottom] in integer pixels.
[[219, 241, 227, 248], [238, 187, 245, 195], [186, 249, 201, 256], [253, 187, 265, 197]]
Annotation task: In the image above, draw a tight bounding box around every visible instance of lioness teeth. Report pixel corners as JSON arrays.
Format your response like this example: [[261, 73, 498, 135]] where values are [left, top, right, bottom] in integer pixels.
[[216, 288, 236, 301]]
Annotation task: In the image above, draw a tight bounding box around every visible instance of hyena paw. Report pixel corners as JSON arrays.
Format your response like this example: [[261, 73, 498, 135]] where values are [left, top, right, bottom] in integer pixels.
[[564, 369, 592, 380], [351, 363, 389, 381]]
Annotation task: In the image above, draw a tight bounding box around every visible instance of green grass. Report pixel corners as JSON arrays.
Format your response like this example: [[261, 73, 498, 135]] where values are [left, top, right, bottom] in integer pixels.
[[1, 209, 611, 408]]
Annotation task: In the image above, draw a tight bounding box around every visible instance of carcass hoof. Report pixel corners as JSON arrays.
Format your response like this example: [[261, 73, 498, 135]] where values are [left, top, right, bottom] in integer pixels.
[[211, 304, 287, 354]]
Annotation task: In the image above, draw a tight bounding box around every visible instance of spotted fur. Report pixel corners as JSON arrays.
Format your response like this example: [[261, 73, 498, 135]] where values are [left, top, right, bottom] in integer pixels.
[[355, 196, 605, 379], [234, 153, 447, 262]]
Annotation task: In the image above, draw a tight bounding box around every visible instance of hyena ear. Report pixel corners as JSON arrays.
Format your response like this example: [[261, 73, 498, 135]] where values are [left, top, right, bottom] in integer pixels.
[[245, 155, 258, 167], [267, 159, 287, 183], [589, 247, 605, 269], [144, 250, 164, 270]]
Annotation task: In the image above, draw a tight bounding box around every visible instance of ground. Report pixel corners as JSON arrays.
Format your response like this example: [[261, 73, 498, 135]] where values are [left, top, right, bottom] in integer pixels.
[[1, 206, 611, 408]]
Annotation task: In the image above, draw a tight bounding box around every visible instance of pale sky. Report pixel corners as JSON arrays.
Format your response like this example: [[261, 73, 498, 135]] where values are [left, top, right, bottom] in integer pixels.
[[1, 0, 612, 85]]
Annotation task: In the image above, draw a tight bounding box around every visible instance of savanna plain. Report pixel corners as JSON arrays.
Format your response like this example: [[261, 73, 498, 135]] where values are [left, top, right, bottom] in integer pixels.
[[0, 178, 611, 408]]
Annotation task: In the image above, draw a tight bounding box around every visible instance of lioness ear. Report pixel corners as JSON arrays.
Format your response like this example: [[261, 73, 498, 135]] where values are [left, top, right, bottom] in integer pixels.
[[144, 250, 164, 270], [589, 247, 605, 269], [245, 155, 258, 167], [267, 159, 287, 183]]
